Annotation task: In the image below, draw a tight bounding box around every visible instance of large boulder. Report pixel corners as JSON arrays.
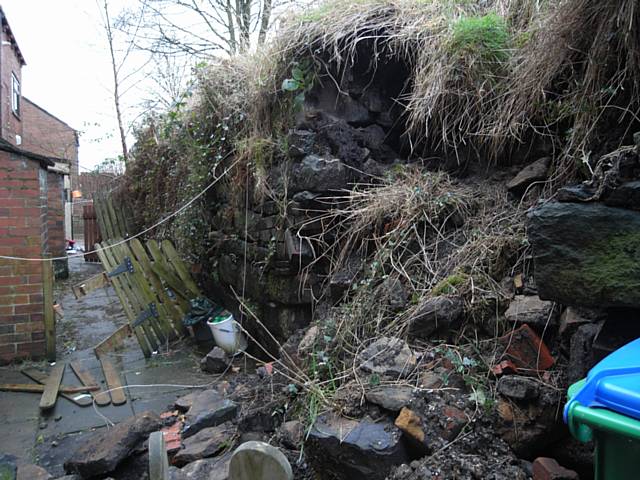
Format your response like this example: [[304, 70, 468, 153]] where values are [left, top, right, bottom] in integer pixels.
[[527, 202, 640, 308], [306, 413, 409, 480], [64, 411, 162, 477]]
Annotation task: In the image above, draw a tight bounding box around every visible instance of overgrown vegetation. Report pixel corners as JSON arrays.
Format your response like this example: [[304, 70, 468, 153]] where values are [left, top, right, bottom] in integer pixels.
[[114, 0, 640, 431]]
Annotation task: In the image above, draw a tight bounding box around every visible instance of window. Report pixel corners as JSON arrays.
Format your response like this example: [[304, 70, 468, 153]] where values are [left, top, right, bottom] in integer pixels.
[[11, 73, 20, 116]]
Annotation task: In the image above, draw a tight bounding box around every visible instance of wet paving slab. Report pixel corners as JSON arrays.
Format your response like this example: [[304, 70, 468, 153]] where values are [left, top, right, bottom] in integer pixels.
[[0, 255, 216, 475]]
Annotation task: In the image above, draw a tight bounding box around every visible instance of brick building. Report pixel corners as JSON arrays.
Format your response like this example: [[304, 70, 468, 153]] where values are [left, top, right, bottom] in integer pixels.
[[0, 6, 75, 362], [21, 97, 80, 236], [0, 140, 64, 363], [0, 6, 79, 238]]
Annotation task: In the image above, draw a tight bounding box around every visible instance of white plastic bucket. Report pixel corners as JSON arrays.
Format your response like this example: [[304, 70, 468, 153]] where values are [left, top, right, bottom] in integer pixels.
[[207, 314, 247, 355]]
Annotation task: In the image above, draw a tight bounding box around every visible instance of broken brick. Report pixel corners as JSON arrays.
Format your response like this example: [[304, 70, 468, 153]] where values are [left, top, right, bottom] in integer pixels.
[[498, 324, 554, 372], [532, 457, 578, 480], [161, 421, 183, 454], [441, 406, 467, 441], [491, 360, 519, 376], [395, 407, 425, 443]]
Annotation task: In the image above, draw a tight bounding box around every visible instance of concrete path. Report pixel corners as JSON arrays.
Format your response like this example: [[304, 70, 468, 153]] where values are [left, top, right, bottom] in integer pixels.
[[0, 255, 211, 477]]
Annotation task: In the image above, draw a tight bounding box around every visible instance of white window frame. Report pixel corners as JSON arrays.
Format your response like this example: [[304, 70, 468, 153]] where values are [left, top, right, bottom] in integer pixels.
[[11, 72, 20, 117]]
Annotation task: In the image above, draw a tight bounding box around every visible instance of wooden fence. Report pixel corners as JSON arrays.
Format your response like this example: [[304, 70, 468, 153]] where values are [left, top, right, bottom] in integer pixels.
[[82, 205, 101, 262], [96, 238, 200, 356]]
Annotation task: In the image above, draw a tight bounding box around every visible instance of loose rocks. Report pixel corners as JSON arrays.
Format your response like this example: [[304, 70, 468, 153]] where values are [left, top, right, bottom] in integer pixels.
[[64, 411, 162, 478], [357, 337, 416, 378], [201, 347, 232, 374], [182, 390, 238, 439], [174, 422, 235, 466], [306, 413, 409, 480]]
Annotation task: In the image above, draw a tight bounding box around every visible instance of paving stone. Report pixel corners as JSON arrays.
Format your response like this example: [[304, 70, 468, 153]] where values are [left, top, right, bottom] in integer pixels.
[[182, 390, 238, 439], [229, 441, 292, 480], [63, 411, 162, 477], [17, 464, 52, 480], [0, 454, 17, 480], [174, 422, 235, 466]]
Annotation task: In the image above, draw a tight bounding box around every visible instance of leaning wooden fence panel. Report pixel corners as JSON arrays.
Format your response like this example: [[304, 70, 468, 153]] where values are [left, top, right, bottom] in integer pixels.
[[95, 238, 200, 356]]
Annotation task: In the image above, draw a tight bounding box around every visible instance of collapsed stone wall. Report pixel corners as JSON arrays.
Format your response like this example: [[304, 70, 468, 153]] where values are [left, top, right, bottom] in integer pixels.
[[201, 54, 415, 354]]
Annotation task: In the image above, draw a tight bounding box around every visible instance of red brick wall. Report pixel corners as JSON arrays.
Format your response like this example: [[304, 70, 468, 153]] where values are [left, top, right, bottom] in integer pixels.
[[46, 171, 68, 278], [0, 26, 23, 147], [21, 98, 78, 167], [0, 149, 47, 363]]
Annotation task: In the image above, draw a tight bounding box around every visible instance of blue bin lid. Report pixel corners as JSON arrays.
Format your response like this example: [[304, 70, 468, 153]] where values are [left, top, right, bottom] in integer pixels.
[[564, 337, 640, 423]]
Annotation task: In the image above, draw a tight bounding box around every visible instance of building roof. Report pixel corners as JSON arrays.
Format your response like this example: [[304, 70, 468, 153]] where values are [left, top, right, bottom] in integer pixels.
[[0, 138, 58, 169], [0, 5, 26, 66]]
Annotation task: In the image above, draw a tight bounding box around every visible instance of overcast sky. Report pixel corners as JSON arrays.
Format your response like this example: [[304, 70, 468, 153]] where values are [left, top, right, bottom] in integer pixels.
[[1, 0, 146, 171]]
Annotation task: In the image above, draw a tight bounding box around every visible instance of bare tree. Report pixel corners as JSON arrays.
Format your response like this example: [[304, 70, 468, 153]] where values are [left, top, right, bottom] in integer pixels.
[[120, 0, 287, 58], [100, 0, 131, 161]]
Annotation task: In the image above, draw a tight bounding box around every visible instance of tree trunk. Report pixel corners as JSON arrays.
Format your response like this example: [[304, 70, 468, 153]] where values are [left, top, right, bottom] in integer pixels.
[[225, 0, 237, 55], [257, 0, 272, 45], [103, 0, 129, 161]]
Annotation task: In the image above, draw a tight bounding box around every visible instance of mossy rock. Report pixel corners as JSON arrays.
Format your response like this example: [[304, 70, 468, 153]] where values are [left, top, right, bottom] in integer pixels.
[[527, 202, 640, 308]]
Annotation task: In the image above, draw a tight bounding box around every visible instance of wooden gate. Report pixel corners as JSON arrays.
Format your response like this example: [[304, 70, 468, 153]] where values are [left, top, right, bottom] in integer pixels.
[[83, 204, 101, 262]]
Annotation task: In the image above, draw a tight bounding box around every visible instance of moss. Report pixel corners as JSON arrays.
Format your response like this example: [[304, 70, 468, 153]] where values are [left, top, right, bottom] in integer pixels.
[[432, 273, 469, 296], [449, 13, 510, 64], [582, 232, 640, 292]]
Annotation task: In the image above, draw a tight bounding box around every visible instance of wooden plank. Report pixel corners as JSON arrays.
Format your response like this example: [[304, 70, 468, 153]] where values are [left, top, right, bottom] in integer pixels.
[[39, 362, 65, 410], [96, 242, 153, 357], [147, 240, 193, 303], [146, 240, 192, 300], [113, 198, 129, 237], [161, 240, 200, 297], [98, 355, 127, 405], [0, 383, 98, 394], [43, 259, 55, 362], [94, 194, 114, 240], [130, 239, 187, 333], [72, 272, 109, 299], [114, 241, 172, 342], [21, 368, 93, 407], [94, 324, 132, 357], [106, 196, 123, 239], [108, 241, 166, 347], [70, 361, 111, 406]]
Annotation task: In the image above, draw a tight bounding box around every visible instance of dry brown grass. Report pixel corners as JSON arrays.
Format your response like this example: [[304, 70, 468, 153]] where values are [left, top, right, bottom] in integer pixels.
[[491, 0, 640, 180]]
